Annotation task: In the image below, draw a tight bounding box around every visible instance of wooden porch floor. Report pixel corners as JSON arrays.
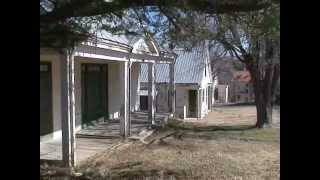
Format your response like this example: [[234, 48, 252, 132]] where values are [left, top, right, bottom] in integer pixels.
[[40, 112, 170, 164]]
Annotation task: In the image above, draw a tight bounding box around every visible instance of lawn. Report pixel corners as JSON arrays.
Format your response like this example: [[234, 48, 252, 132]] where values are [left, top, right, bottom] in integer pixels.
[[76, 105, 280, 180]]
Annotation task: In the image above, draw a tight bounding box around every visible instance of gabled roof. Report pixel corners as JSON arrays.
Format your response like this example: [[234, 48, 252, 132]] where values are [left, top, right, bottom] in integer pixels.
[[95, 31, 161, 55], [139, 45, 209, 84]]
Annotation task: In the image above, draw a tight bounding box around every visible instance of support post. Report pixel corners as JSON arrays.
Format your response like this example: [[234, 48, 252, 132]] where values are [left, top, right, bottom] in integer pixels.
[[168, 63, 175, 116], [197, 89, 202, 119], [148, 63, 156, 125], [225, 86, 229, 104], [120, 61, 130, 137], [208, 85, 212, 111], [60, 50, 76, 167]]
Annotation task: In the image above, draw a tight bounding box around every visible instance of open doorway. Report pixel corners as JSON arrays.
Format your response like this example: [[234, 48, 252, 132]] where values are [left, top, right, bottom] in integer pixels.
[[139, 95, 148, 111], [81, 63, 108, 126], [40, 62, 53, 137], [188, 90, 197, 117]]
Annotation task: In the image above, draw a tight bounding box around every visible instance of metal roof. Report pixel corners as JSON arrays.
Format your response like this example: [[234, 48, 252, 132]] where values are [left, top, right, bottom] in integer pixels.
[[139, 46, 209, 84]]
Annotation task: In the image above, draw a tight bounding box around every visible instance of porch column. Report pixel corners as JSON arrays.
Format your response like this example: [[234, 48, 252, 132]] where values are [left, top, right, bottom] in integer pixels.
[[225, 86, 229, 103], [197, 89, 202, 119], [120, 61, 130, 137], [60, 50, 76, 167], [148, 63, 156, 125], [168, 63, 175, 115], [208, 86, 212, 111]]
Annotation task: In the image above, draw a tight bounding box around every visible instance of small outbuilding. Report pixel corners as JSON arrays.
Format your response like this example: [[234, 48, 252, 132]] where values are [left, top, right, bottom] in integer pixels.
[[138, 43, 216, 119]]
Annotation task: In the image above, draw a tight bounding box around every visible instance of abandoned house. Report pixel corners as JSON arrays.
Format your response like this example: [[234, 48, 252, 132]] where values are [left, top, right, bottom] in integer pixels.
[[229, 70, 255, 103], [40, 32, 176, 167], [211, 58, 254, 104], [137, 43, 216, 119], [214, 69, 255, 104]]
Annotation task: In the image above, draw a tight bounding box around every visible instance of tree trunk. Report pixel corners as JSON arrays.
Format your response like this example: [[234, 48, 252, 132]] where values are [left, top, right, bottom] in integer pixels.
[[253, 81, 267, 128], [253, 82, 273, 128], [251, 64, 278, 128]]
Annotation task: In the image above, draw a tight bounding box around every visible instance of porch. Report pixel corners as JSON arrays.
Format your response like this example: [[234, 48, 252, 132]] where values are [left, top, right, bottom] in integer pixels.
[[40, 36, 176, 167], [40, 112, 170, 164]]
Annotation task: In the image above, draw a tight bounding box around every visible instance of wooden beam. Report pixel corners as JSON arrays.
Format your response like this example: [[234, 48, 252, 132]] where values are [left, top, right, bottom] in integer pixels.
[[60, 50, 76, 167], [148, 63, 156, 125], [168, 63, 175, 115], [75, 44, 174, 63], [120, 62, 130, 137]]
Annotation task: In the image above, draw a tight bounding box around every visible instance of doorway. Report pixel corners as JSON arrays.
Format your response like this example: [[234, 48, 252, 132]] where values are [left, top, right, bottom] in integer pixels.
[[140, 95, 148, 111], [40, 62, 53, 136], [81, 63, 108, 126], [188, 90, 197, 117]]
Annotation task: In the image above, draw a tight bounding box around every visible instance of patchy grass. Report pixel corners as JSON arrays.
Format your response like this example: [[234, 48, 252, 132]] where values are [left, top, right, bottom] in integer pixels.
[[165, 119, 280, 143], [76, 106, 280, 180]]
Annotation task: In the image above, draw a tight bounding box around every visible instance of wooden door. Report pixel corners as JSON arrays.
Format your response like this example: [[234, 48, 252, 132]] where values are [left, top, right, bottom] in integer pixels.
[[40, 62, 53, 136], [81, 64, 108, 125], [188, 90, 197, 117]]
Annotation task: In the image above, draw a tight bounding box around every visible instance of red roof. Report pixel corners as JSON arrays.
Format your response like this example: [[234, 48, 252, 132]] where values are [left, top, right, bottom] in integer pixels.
[[233, 71, 251, 82]]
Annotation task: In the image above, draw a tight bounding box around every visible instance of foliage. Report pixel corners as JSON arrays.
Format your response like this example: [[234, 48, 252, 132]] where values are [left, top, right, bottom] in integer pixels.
[[40, 0, 279, 49]]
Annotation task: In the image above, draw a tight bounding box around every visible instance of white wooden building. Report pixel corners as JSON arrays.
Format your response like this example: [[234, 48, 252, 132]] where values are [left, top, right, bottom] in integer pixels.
[[40, 32, 176, 167], [138, 43, 215, 119]]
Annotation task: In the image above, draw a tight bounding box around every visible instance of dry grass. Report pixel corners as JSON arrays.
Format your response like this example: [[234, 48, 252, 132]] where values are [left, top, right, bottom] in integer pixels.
[[77, 105, 280, 180]]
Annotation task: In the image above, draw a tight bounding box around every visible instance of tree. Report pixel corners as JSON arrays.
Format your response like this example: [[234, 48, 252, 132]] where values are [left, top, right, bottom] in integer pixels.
[[156, 5, 280, 128], [112, 3, 280, 128], [208, 42, 245, 85], [214, 4, 280, 128], [40, 0, 279, 48]]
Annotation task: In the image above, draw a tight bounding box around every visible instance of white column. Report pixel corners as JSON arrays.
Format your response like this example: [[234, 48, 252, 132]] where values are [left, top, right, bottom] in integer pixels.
[[197, 89, 202, 119], [60, 50, 76, 167], [208, 86, 212, 111], [225, 86, 229, 103], [148, 63, 156, 125], [120, 62, 130, 137], [168, 63, 175, 115]]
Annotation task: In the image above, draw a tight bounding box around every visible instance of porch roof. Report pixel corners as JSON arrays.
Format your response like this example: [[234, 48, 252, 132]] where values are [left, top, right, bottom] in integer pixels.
[[42, 36, 176, 64]]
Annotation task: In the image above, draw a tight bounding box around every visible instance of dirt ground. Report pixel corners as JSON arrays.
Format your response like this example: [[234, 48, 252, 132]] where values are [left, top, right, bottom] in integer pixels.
[[75, 105, 280, 180]]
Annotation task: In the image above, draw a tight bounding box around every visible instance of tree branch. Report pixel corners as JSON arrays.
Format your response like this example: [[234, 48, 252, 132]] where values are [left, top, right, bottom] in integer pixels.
[[40, 0, 278, 24]]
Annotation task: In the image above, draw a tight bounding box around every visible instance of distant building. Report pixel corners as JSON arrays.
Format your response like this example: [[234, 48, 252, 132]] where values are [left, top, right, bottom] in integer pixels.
[[212, 60, 254, 104], [229, 70, 255, 103]]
